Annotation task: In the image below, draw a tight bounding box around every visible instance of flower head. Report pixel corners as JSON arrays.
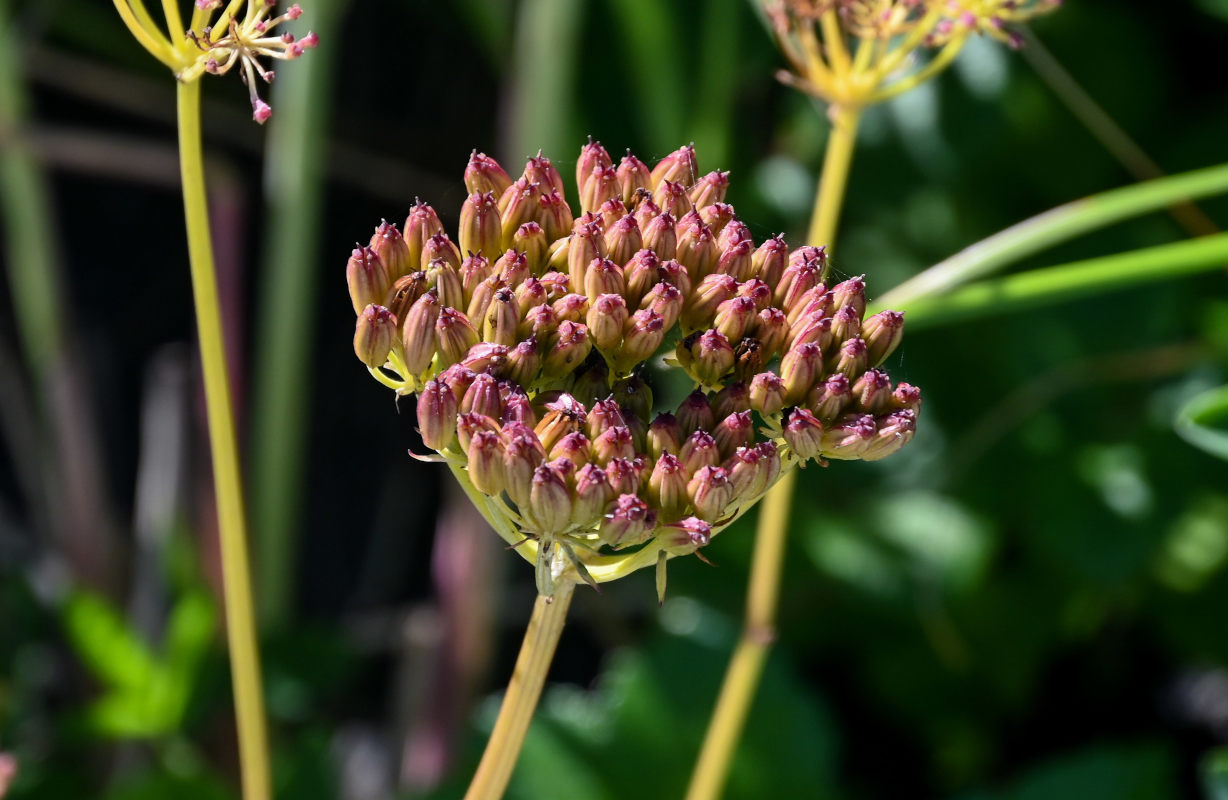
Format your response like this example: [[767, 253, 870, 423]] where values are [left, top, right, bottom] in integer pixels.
[[347, 142, 919, 595]]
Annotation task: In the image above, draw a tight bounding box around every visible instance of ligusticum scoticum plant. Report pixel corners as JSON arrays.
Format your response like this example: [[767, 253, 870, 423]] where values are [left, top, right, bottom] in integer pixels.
[[347, 142, 919, 598]]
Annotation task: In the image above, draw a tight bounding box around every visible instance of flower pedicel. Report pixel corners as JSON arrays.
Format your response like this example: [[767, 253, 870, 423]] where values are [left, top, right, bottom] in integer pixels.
[[347, 142, 920, 599]]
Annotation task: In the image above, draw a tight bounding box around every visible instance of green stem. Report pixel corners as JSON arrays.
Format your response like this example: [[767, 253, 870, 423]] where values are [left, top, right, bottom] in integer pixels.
[[463, 582, 575, 800], [250, 0, 347, 630], [878, 162, 1228, 310], [889, 232, 1228, 330], [176, 80, 270, 800], [685, 105, 861, 800]]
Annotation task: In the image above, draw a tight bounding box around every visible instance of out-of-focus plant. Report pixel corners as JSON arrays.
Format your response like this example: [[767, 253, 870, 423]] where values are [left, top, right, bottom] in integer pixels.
[[346, 141, 918, 798], [107, 2, 317, 798]]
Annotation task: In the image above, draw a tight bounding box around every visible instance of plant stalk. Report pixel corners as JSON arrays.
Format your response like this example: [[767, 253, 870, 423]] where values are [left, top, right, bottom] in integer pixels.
[[177, 79, 271, 800], [686, 105, 861, 800], [463, 581, 575, 800]]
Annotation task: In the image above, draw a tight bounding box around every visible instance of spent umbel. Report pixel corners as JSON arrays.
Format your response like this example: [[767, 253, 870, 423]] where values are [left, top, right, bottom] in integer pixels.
[[347, 142, 919, 599]]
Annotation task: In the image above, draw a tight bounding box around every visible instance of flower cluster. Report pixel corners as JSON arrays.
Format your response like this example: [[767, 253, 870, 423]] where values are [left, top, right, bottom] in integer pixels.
[[347, 142, 918, 596], [770, 0, 1060, 106], [179, 1, 318, 122]]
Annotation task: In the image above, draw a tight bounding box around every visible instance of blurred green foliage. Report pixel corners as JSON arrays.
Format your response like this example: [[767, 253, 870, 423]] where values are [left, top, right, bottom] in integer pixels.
[[1, 0, 1227, 798]]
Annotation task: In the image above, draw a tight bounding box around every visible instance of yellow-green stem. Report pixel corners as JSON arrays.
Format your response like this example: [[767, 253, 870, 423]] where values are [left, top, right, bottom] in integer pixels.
[[177, 80, 271, 800], [685, 105, 861, 800], [463, 582, 576, 800]]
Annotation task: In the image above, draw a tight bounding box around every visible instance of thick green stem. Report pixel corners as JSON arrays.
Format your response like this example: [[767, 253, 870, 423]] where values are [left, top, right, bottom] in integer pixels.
[[177, 80, 271, 800], [686, 106, 861, 800], [463, 582, 575, 800], [878, 162, 1228, 310], [885, 232, 1228, 330]]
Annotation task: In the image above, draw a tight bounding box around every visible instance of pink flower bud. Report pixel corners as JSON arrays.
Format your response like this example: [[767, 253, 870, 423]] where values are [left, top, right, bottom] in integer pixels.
[[593, 426, 636, 465], [831, 336, 868, 379], [862, 310, 905, 367], [809, 372, 852, 422], [513, 222, 549, 277], [534, 393, 588, 453], [460, 341, 510, 377], [717, 219, 752, 253], [861, 410, 916, 461], [456, 410, 499, 454], [713, 296, 757, 343], [789, 312, 833, 353], [689, 170, 729, 208], [819, 413, 876, 460], [459, 192, 502, 259], [385, 272, 429, 333], [752, 235, 788, 288], [481, 287, 521, 347], [660, 516, 711, 555], [616, 309, 666, 371], [752, 307, 790, 361], [657, 257, 692, 297], [421, 231, 461, 271], [749, 372, 786, 416], [829, 304, 862, 346], [460, 373, 504, 420], [369, 220, 412, 282], [647, 413, 683, 459], [640, 281, 683, 331], [622, 249, 662, 308], [711, 380, 751, 419], [404, 200, 444, 271], [567, 220, 605, 293], [640, 212, 677, 262], [604, 215, 642, 267], [688, 465, 734, 521], [585, 293, 628, 353], [605, 457, 643, 497], [597, 198, 628, 231], [699, 203, 736, 237], [783, 407, 824, 461], [503, 387, 536, 427], [830, 274, 867, 318], [353, 304, 398, 368], [679, 430, 721, 476], [716, 239, 754, 282], [439, 364, 478, 404], [616, 152, 652, 206], [891, 382, 921, 412], [537, 190, 574, 243], [586, 398, 627, 438], [583, 257, 625, 302], [502, 424, 546, 506], [543, 320, 592, 378], [788, 244, 826, 269], [689, 329, 735, 386], [599, 493, 657, 549], [401, 289, 441, 375], [648, 452, 690, 520], [522, 152, 565, 197], [578, 138, 614, 198], [499, 178, 542, 248], [467, 429, 505, 495], [632, 194, 662, 229], [572, 462, 614, 527], [682, 273, 737, 331], [652, 179, 693, 220], [650, 144, 699, 189], [465, 151, 513, 198], [520, 303, 560, 341], [435, 307, 480, 368], [550, 431, 592, 467], [774, 258, 822, 312], [786, 286, 833, 326], [781, 341, 824, 404], [581, 165, 620, 215], [851, 368, 892, 414], [528, 461, 572, 535], [417, 379, 458, 451], [460, 254, 494, 306], [676, 390, 715, 437], [675, 220, 718, 283], [713, 411, 753, 459], [347, 246, 390, 315]]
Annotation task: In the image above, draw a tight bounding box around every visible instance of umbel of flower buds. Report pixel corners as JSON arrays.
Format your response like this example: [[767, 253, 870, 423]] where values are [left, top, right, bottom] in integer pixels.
[[345, 142, 920, 599]]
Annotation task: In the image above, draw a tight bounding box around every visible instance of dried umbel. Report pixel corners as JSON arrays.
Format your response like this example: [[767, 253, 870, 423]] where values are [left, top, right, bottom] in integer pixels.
[[347, 142, 919, 598]]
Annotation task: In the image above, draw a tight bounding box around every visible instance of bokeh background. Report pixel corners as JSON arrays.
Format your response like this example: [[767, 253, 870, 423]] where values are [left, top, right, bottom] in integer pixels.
[[3, 0, 1228, 798]]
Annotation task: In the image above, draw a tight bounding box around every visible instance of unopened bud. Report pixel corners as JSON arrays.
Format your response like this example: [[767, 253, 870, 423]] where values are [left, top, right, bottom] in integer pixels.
[[543, 320, 592, 378], [417, 379, 458, 451], [604, 215, 642, 267], [830, 275, 866, 318], [688, 465, 733, 521], [819, 413, 876, 460], [679, 429, 721, 475], [774, 258, 822, 312], [616, 309, 667, 372], [460, 254, 494, 306], [786, 286, 833, 326], [467, 429, 506, 495], [781, 341, 824, 404], [369, 220, 412, 281], [640, 282, 683, 330], [523, 152, 565, 196], [459, 192, 502, 259], [499, 178, 542, 248], [597, 198, 629, 231], [892, 382, 921, 412], [404, 200, 444, 270], [439, 365, 478, 406], [716, 239, 754, 281], [584, 257, 625, 301], [421, 232, 461, 271], [513, 222, 549, 276], [753, 307, 789, 361], [503, 387, 536, 426], [581, 165, 620, 215], [386, 272, 429, 332], [578, 138, 614, 198], [435, 307, 480, 368], [682, 273, 738, 331], [647, 413, 683, 459], [637, 213, 675, 264], [830, 304, 861, 344], [599, 493, 657, 549], [347, 246, 390, 315], [862, 310, 905, 366], [851, 368, 892, 414], [660, 516, 711, 555], [713, 411, 753, 459], [427, 259, 465, 311], [513, 277, 548, 318], [648, 453, 689, 520], [568, 219, 605, 293], [689, 170, 729, 208], [657, 258, 692, 298], [552, 293, 590, 324], [653, 179, 693, 219], [586, 397, 627, 438], [616, 152, 652, 205], [789, 313, 833, 353], [831, 336, 868, 378], [713, 296, 757, 343], [502, 424, 545, 507], [717, 220, 752, 253], [676, 390, 715, 436], [572, 462, 614, 527], [460, 342, 510, 376], [612, 375, 653, 422], [749, 372, 786, 415], [354, 304, 398, 368], [465, 151, 513, 197], [401, 290, 441, 375], [528, 462, 572, 535], [579, 293, 625, 354], [593, 426, 636, 465], [520, 303, 560, 341], [481, 288, 520, 347], [690, 329, 735, 386], [605, 457, 643, 496], [650, 144, 699, 189], [675, 220, 718, 282], [699, 202, 736, 237], [550, 431, 592, 467], [632, 193, 662, 228], [809, 372, 852, 421], [783, 407, 824, 460], [751, 234, 788, 287], [537, 190, 573, 243], [535, 393, 587, 453], [861, 410, 916, 461], [712, 380, 751, 419], [623, 248, 661, 308]]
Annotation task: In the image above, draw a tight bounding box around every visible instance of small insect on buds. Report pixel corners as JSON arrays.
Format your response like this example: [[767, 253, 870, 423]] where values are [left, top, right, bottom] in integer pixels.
[[617, 152, 652, 206]]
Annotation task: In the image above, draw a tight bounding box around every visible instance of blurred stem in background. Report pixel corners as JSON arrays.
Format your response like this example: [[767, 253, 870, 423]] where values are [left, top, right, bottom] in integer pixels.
[[250, 0, 348, 630], [0, 0, 119, 593], [503, 0, 582, 171], [686, 103, 861, 800]]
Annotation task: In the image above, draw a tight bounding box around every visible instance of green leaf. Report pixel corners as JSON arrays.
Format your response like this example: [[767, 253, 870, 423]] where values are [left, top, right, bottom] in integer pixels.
[[61, 591, 159, 693], [956, 742, 1178, 800]]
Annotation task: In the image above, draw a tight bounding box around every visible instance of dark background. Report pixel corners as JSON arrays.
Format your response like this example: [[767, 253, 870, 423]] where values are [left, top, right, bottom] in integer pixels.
[[2, 0, 1228, 798]]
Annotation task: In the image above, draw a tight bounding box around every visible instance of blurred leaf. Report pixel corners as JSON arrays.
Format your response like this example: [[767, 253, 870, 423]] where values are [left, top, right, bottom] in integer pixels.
[[1203, 747, 1228, 800], [62, 592, 158, 693], [1174, 383, 1228, 461], [956, 742, 1178, 800], [102, 770, 230, 800]]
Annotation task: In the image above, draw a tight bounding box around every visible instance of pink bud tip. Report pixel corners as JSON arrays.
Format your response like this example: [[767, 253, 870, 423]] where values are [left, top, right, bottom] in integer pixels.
[[302, 31, 319, 47], [253, 100, 273, 124], [287, 4, 303, 18]]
